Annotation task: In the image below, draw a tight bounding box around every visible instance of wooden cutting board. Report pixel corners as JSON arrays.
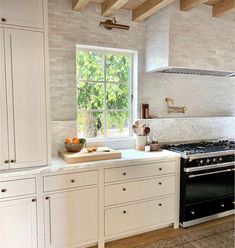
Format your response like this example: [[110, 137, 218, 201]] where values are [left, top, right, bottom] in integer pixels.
[[58, 147, 122, 164]]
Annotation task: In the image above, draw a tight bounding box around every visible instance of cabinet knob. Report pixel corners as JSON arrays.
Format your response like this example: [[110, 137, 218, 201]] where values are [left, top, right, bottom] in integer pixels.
[[4, 160, 9, 164], [122, 188, 126, 191], [45, 196, 50, 200], [159, 168, 162, 171], [1, 189, 7, 193], [191, 211, 195, 215], [158, 182, 162, 185], [123, 210, 126, 214], [70, 179, 75, 183], [10, 160, 15, 163], [158, 203, 162, 206], [123, 172, 126, 176], [32, 198, 37, 202], [1, 18, 7, 22]]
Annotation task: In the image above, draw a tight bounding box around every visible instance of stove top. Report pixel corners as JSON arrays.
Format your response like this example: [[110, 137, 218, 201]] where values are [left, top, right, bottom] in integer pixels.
[[162, 140, 235, 159]]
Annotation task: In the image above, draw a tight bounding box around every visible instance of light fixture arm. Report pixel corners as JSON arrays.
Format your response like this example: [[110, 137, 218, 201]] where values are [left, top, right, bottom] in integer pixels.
[[100, 18, 130, 31]]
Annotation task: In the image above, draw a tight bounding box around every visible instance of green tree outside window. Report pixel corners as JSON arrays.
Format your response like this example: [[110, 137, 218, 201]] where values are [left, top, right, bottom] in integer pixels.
[[76, 49, 132, 138]]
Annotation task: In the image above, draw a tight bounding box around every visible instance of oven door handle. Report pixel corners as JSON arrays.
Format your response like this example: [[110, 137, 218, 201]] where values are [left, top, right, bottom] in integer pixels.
[[184, 162, 235, 173], [188, 169, 232, 178]]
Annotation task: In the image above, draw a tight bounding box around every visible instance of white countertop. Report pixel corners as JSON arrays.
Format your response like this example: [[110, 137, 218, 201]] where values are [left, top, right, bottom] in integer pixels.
[[0, 149, 180, 180]]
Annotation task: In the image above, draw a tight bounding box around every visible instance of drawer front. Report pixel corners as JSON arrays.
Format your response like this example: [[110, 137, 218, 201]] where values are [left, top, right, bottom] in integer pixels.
[[105, 161, 176, 183], [44, 170, 99, 192], [105, 196, 175, 237], [105, 175, 175, 206], [0, 178, 36, 199]]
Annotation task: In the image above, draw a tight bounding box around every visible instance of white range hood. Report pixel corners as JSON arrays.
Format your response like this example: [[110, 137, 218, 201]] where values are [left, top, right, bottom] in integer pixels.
[[145, 1, 235, 77]]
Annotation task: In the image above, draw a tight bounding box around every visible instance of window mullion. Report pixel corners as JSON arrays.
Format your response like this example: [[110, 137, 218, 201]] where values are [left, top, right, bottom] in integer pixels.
[[104, 55, 107, 138]]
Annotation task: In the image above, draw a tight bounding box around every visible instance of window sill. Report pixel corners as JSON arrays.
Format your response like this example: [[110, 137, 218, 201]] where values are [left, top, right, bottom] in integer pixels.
[[86, 136, 135, 150]]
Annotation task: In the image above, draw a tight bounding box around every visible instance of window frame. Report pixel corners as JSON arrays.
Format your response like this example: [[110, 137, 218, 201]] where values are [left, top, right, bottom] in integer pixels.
[[76, 45, 137, 140]]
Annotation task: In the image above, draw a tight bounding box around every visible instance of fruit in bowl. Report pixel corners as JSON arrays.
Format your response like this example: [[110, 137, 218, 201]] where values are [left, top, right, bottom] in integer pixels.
[[65, 137, 86, 152]]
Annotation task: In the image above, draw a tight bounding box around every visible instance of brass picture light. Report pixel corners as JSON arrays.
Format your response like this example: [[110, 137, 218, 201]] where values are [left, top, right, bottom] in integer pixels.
[[100, 17, 130, 31]]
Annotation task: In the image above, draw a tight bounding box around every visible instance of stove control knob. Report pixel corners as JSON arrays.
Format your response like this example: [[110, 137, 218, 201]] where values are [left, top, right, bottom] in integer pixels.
[[199, 159, 204, 165], [212, 158, 217, 163], [218, 157, 223, 162], [206, 158, 210, 164]]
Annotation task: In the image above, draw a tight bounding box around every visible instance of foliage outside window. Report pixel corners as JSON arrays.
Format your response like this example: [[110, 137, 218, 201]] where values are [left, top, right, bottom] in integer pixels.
[[76, 48, 133, 139]]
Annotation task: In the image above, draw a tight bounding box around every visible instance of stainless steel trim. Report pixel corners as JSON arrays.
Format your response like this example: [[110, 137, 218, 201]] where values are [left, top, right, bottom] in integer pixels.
[[184, 162, 235, 173], [180, 209, 235, 228], [182, 150, 235, 160], [188, 169, 231, 178]]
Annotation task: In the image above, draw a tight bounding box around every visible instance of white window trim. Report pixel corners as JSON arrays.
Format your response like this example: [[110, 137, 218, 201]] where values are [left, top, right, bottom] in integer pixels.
[[76, 44, 138, 142]]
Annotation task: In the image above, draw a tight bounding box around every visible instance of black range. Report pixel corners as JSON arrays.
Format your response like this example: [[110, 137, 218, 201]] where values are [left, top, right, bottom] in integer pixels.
[[162, 140, 235, 227]]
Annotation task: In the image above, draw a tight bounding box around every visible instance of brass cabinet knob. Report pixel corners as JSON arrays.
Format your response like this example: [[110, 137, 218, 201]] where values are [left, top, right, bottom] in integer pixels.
[[158, 182, 162, 185], [10, 160, 15, 163], [4, 160, 9, 164], [123, 210, 126, 214], [122, 188, 126, 191], [159, 168, 162, 171], [70, 179, 75, 183], [45, 196, 50, 200], [32, 198, 37, 202], [123, 172, 126, 176], [1, 189, 7, 193], [158, 203, 162, 206], [1, 18, 7, 22]]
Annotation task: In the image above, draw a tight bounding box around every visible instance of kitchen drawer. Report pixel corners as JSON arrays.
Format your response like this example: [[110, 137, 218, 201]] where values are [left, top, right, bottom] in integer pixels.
[[44, 170, 98, 192], [184, 197, 233, 222], [0, 178, 36, 199], [105, 196, 175, 237], [105, 175, 175, 206], [105, 161, 176, 183]]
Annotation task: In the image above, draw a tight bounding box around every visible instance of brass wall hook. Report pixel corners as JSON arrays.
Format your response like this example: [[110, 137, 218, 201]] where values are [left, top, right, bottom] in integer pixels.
[[165, 98, 186, 113], [100, 17, 130, 31]]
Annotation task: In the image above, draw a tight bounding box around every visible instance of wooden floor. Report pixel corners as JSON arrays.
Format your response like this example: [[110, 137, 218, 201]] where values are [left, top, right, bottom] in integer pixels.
[[92, 215, 234, 248]]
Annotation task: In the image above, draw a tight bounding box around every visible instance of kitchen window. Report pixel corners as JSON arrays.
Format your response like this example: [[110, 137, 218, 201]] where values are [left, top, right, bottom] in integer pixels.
[[76, 46, 135, 139]]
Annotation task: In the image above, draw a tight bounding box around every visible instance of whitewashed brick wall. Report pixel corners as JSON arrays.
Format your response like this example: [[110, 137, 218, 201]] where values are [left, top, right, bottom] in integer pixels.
[[48, 0, 235, 154], [145, 1, 235, 72], [48, 0, 145, 154]]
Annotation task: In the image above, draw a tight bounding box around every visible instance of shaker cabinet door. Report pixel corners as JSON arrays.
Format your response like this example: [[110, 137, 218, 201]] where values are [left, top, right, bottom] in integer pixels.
[[0, 28, 9, 170], [4, 28, 47, 169], [0, 197, 38, 248], [0, 0, 44, 28], [44, 188, 99, 248]]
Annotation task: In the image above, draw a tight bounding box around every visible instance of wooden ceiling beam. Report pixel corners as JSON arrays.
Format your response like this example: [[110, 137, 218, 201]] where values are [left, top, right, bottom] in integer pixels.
[[72, 0, 90, 11], [212, 0, 235, 17], [132, 0, 175, 22], [180, 0, 208, 11], [101, 0, 129, 16]]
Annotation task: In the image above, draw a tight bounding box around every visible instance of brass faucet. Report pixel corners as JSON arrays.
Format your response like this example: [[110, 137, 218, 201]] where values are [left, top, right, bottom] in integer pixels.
[[165, 98, 186, 113]]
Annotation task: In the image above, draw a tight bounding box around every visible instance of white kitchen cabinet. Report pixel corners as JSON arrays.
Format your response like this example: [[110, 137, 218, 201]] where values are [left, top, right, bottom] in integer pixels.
[[44, 187, 99, 248], [0, 178, 36, 199], [104, 159, 180, 242], [0, 0, 44, 29], [105, 196, 175, 237], [0, 197, 38, 248], [105, 161, 176, 183], [105, 175, 176, 206], [0, 28, 48, 169], [0, 28, 9, 170]]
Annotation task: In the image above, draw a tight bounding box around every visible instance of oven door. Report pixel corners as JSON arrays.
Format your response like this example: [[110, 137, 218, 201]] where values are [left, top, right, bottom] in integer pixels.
[[228, 168, 235, 196], [185, 168, 233, 205]]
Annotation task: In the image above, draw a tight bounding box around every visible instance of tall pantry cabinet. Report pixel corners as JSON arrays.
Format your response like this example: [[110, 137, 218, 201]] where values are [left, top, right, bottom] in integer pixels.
[[0, 0, 49, 170]]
